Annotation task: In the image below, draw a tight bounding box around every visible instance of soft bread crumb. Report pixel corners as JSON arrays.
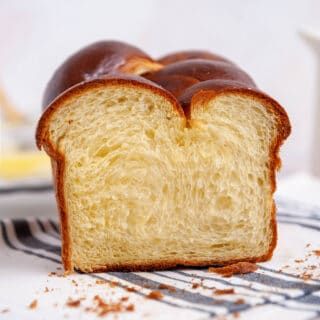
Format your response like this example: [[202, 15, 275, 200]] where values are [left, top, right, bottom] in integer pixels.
[[209, 262, 258, 277], [42, 85, 282, 272]]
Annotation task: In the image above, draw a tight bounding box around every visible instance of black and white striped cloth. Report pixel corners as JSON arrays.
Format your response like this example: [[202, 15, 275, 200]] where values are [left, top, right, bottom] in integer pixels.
[[0, 187, 320, 319]]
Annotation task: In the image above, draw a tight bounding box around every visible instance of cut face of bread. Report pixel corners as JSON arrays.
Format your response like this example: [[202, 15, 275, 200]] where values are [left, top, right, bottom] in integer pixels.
[[37, 78, 289, 272]]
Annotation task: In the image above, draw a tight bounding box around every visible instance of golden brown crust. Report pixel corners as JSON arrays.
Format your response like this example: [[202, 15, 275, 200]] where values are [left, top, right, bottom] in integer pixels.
[[36, 40, 291, 273], [81, 255, 266, 273], [143, 60, 256, 100], [42, 41, 162, 108]]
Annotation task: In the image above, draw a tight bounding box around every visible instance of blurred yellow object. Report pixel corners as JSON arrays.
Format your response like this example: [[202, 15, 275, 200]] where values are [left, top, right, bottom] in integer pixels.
[[0, 84, 26, 124], [0, 151, 51, 179]]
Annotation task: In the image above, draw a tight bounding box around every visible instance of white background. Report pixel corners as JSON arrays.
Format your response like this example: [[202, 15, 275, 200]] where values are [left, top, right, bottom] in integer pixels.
[[0, 0, 319, 176]]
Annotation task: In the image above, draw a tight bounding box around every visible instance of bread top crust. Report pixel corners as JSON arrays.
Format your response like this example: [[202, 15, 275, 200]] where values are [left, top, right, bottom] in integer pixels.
[[143, 59, 256, 100], [42, 41, 162, 108], [40, 40, 291, 141]]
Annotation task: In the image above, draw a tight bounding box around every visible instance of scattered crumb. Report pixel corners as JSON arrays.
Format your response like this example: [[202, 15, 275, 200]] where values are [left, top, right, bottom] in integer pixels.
[[109, 281, 119, 288], [146, 291, 164, 300], [66, 298, 81, 308], [44, 287, 49, 293], [95, 280, 107, 285], [233, 311, 240, 318], [281, 250, 320, 281], [28, 300, 38, 309], [48, 271, 65, 277], [295, 259, 304, 263], [142, 284, 152, 289], [313, 250, 320, 257], [192, 282, 201, 289], [126, 287, 137, 292], [235, 298, 245, 304], [90, 295, 134, 317], [209, 262, 258, 277], [158, 284, 176, 292], [126, 304, 135, 311], [71, 279, 78, 287], [300, 272, 312, 281], [214, 288, 235, 295], [80, 295, 135, 319], [306, 243, 311, 248]]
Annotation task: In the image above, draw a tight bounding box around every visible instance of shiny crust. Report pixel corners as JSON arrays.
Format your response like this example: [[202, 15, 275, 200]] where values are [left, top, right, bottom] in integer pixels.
[[143, 59, 256, 101], [36, 41, 291, 272], [42, 41, 162, 108]]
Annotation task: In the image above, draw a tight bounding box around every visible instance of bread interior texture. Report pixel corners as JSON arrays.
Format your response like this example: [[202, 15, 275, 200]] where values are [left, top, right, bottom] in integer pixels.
[[48, 85, 277, 271]]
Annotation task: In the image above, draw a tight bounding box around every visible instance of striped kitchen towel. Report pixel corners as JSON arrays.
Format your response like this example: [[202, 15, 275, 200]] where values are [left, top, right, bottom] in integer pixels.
[[0, 198, 320, 319]]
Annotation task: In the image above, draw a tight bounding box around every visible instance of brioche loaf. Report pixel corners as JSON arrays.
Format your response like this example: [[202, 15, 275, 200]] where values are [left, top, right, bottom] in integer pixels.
[[36, 41, 291, 272]]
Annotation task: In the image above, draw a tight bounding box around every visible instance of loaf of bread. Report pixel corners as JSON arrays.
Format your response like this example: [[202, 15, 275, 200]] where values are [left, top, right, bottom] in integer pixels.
[[36, 41, 291, 272]]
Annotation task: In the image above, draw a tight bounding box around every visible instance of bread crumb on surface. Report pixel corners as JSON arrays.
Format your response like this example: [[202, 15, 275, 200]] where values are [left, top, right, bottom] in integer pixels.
[[294, 259, 304, 263], [90, 295, 134, 317], [66, 298, 81, 308], [71, 279, 78, 287], [126, 304, 135, 311], [214, 288, 235, 295], [95, 279, 107, 285], [28, 300, 38, 309], [209, 262, 258, 277], [126, 287, 137, 292], [235, 298, 245, 304], [158, 284, 176, 292], [300, 273, 312, 281], [279, 251, 320, 281], [192, 282, 201, 289], [120, 296, 129, 302], [48, 271, 65, 277], [313, 250, 320, 257], [146, 291, 164, 300]]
